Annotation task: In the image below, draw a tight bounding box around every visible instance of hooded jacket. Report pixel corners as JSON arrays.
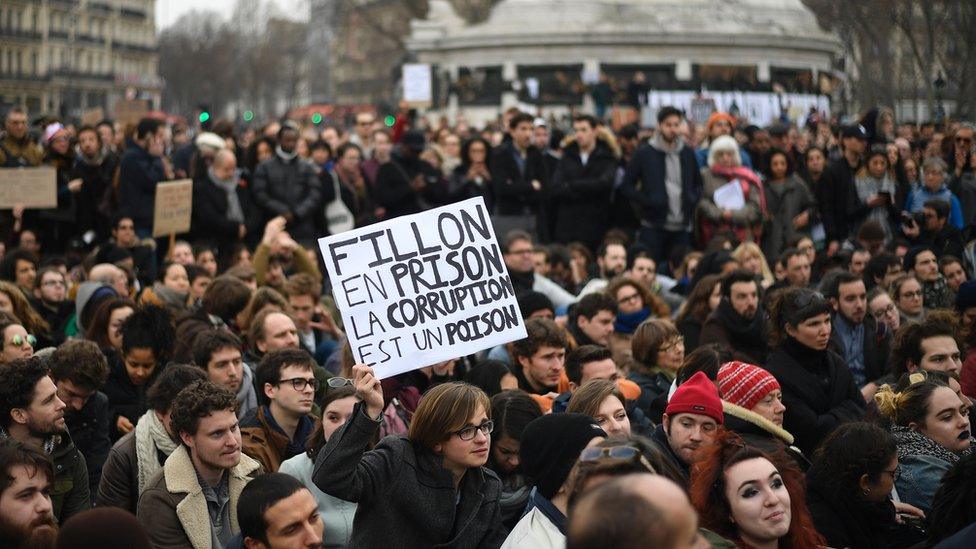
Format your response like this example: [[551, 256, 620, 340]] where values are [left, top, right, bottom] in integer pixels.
[[721, 401, 808, 468], [137, 445, 261, 549], [550, 130, 620, 248], [48, 432, 91, 522], [312, 403, 507, 548]]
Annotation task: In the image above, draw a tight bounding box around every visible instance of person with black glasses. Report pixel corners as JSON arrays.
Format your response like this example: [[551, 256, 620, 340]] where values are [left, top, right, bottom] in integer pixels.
[[241, 348, 321, 473], [313, 365, 508, 548], [765, 288, 865, 456]]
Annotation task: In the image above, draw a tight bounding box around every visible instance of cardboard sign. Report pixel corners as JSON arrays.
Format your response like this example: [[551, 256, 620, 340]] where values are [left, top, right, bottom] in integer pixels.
[[152, 179, 192, 237], [114, 99, 150, 127], [0, 167, 57, 209], [402, 63, 433, 108], [319, 197, 527, 379]]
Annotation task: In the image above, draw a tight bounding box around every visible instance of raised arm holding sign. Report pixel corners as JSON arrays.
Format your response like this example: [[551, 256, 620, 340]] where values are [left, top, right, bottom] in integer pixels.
[[318, 197, 527, 379]]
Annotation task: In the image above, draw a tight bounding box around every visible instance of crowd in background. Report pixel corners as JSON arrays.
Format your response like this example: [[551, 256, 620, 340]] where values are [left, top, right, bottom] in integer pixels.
[[1, 99, 976, 548]]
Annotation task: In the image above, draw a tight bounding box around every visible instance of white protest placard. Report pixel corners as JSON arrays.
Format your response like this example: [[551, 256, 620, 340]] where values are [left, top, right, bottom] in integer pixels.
[[402, 63, 433, 108], [0, 167, 57, 209], [713, 179, 746, 211], [319, 197, 527, 379], [152, 179, 193, 237]]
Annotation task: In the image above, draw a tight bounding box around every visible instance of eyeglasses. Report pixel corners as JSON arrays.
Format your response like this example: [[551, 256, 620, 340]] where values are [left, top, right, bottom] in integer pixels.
[[617, 292, 641, 306], [872, 303, 896, 318], [327, 377, 353, 389], [660, 336, 684, 353], [579, 446, 657, 474], [455, 420, 494, 441], [277, 377, 319, 392], [10, 334, 36, 347]]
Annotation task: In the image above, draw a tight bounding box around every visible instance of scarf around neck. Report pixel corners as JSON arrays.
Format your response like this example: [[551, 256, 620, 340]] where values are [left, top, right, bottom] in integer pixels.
[[135, 409, 179, 494], [615, 308, 651, 334], [891, 425, 973, 466], [276, 145, 298, 162]]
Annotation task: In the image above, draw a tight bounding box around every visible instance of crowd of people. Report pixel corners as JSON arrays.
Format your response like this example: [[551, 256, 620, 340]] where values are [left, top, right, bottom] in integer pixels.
[[1, 99, 976, 548]]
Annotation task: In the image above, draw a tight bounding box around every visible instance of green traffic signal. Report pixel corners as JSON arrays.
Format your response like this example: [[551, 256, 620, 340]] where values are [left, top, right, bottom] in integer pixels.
[[199, 111, 211, 123], [311, 113, 323, 124], [243, 110, 254, 122], [384, 115, 395, 127]]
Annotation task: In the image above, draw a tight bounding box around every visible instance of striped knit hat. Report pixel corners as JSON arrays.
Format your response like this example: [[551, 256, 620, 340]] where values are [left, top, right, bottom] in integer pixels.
[[717, 361, 780, 411]]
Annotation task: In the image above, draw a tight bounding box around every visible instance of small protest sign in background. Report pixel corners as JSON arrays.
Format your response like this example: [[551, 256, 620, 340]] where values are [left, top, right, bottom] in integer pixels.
[[152, 179, 193, 237], [319, 197, 527, 379], [0, 167, 57, 209]]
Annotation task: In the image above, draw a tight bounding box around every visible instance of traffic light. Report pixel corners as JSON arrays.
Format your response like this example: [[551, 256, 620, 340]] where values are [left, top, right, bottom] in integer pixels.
[[199, 111, 210, 124], [311, 112, 323, 125], [384, 115, 395, 127], [243, 110, 254, 122]]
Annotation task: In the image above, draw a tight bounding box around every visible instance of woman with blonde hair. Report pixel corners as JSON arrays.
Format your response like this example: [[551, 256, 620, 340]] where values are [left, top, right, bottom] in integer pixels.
[[875, 374, 973, 513], [313, 366, 506, 547], [732, 242, 775, 288]]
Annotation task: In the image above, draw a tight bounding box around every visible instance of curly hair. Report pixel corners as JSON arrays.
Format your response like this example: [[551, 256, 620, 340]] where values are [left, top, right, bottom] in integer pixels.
[[0, 357, 49, 429], [0, 439, 53, 495], [169, 380, 238, 442], [690, 430, 824, 549], [806, 422, 896, 503], [146, 364, 207, 414], [0, 280, 49, 338], [121, 305, 176, 365], [605, 277, 669, 318]]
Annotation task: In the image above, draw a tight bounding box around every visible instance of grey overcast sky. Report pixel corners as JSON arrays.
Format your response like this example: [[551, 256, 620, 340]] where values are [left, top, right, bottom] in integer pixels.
[[155, 0, 307, 31]]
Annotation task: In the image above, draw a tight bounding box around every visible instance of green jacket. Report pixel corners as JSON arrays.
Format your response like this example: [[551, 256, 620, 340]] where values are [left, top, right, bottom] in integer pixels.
[[51, 432, 92, 523]]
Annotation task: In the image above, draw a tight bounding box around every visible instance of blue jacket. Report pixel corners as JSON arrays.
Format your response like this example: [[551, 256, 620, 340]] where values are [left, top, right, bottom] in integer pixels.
[[620, 140, 703, 228], [118, 142, 166, 234], [895, 453, 951, 514], [905, 185, 964, 229]]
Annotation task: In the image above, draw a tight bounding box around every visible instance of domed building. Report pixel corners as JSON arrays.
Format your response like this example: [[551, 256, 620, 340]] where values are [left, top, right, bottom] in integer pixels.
[[406, 0, 841, 125]]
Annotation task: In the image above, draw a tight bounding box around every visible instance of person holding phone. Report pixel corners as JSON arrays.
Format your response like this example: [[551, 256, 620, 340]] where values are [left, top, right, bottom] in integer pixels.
[[854, 145, 898, 243]]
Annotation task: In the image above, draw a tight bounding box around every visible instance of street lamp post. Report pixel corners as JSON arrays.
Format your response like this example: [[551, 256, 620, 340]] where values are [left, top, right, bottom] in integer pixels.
[[934, 71, 946, 125]]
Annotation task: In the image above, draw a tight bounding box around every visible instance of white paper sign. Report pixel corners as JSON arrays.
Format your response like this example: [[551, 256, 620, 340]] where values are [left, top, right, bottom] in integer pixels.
[[318, 197, 527, 379], [402, 63, 433, 107], [713, 179, 746, 211]]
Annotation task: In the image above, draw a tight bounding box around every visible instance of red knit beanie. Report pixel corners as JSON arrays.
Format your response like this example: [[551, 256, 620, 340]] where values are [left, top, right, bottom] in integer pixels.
[[717, 361, 781, 411], [665, 371, 724, 424]]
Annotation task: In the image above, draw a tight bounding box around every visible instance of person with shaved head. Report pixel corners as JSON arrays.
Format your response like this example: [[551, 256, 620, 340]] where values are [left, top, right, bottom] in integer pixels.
[[192, 147, 257, 259]]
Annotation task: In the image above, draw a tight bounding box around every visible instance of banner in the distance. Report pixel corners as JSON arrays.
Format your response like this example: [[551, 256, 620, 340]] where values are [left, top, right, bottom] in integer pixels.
[[318, 197, 527, 379]]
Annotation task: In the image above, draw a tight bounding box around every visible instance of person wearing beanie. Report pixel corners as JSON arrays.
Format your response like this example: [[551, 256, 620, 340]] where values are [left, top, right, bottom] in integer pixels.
[[56, 507, 151, 549], [501, 413, 606, 549], [717, 361, 807, 468], [765, 288, 865, 456], [695, 111, 753, 169], [649, 371, 724, 483]]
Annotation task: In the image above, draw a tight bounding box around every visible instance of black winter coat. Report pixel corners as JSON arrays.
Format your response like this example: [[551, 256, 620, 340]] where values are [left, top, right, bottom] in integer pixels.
[[550, 138, 617, 249], [190, 173, 259, 256], [72, 152, 118, 239], [65, 390, 112, 497], [373, 154, 445, 218], [102, 355, 158, 441], [118, 143, 166, 234], [251, 155, 323, 243], [619, 140, 702, 228], [312, 403, 507, 548], [764, 338, 865, 455], [489, 143, 548, 216]]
